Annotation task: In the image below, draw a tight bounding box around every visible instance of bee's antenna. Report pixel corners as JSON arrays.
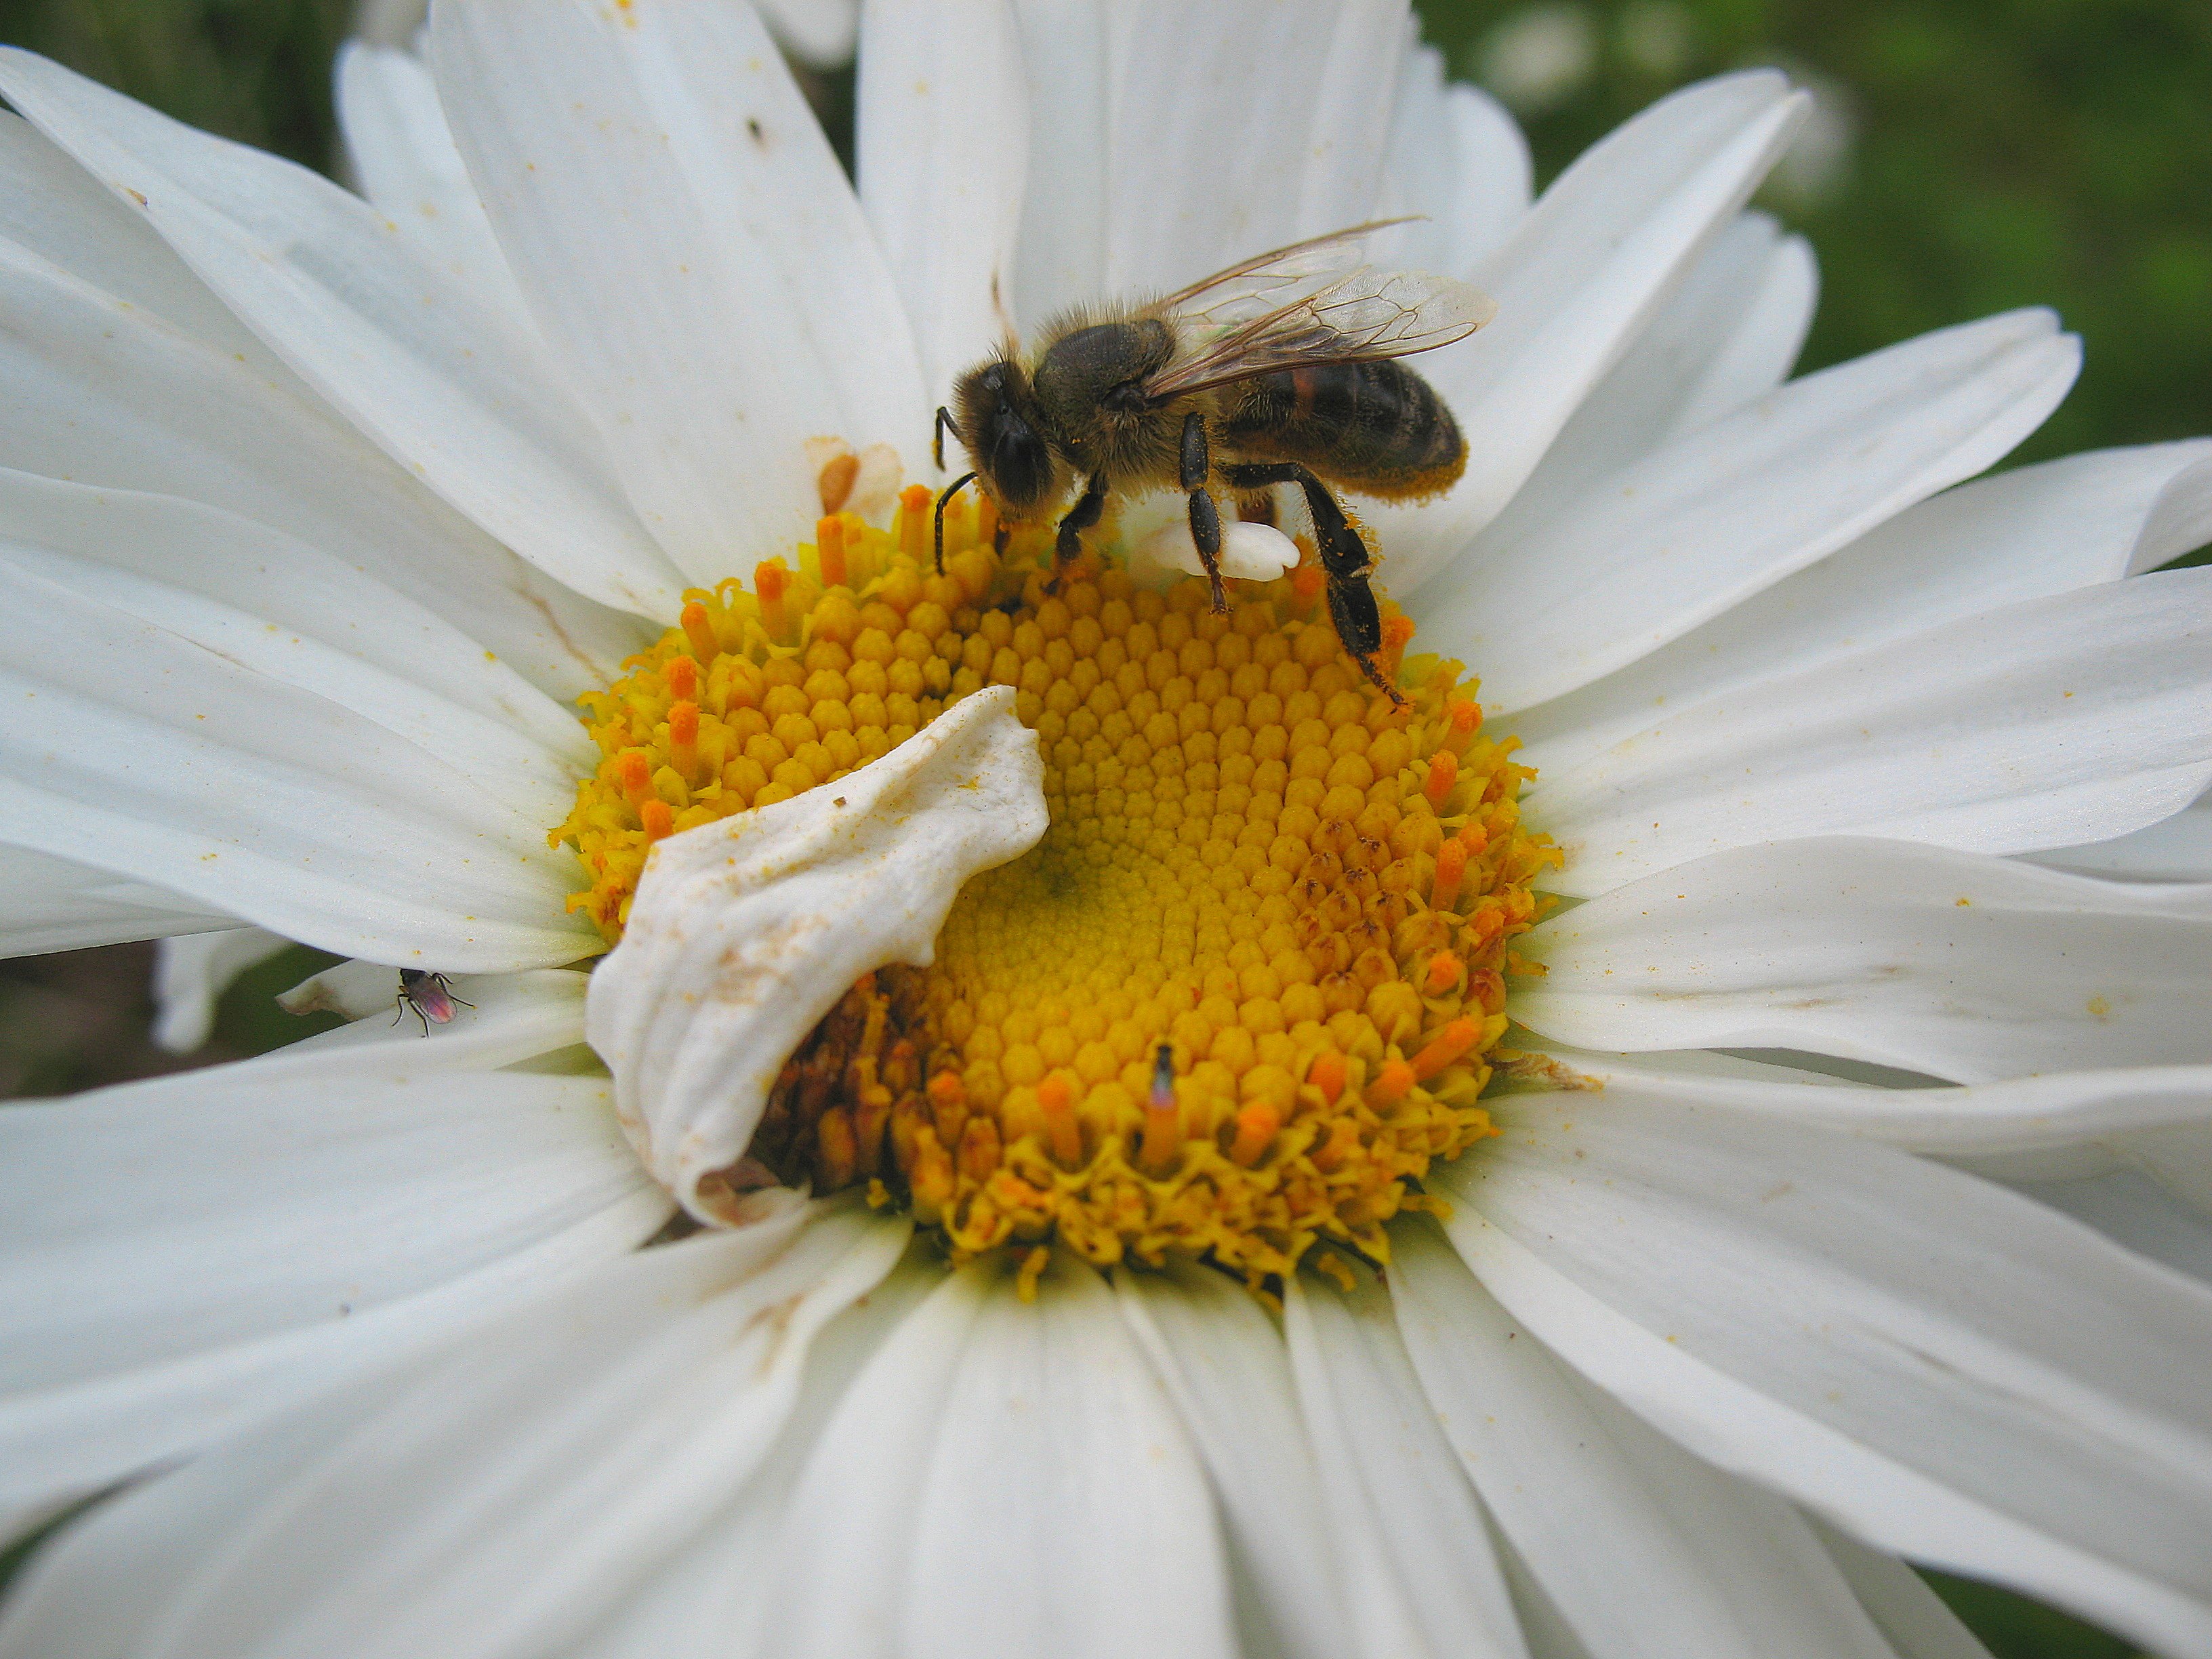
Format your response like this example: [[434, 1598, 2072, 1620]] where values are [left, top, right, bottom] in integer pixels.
[[933, 472, 977, 574], [933, 406, 956, 474]]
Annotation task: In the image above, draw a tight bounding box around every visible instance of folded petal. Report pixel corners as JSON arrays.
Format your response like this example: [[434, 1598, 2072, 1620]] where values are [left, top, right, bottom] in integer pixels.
[[0, 558, 596, 970], [1433, 1096, 2212, 1657], [432, 0, 930, 581], [0, 47, 687, 621], [1514, 838, 2212, 1081], [1518, 438, 2212, 778], [0, 229, 649, 698], [857, 0, 1026, 403], [1535, 569, 2212, 894], [0, 1067, 664, 1534], [1422, 310, 2078, 714], [1391, 1223, 1898, 1659], [0, 842, 233, 957], [587, 687, 1046, 1221], [150, 926, 289, 1052], [1286, 1269, 1528, 1659], [1387, 72, 1807, 592]]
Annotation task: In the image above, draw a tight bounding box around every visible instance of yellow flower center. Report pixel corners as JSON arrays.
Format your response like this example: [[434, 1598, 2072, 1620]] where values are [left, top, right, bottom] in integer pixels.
[[555, 485, 1557, 1286]]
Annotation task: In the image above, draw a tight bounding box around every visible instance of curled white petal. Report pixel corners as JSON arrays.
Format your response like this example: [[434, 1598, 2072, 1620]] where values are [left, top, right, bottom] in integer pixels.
[[586, 687, 1047, 1223]]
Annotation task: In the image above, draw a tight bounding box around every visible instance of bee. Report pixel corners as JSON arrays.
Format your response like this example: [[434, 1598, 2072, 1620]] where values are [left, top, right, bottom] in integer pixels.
[[392, 968, 472, 1036], [932, 220, 1495, 699]]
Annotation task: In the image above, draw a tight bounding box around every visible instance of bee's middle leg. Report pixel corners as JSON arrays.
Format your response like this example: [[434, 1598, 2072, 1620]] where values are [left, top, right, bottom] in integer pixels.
[[1054, 470, 1109, 585], [1181, 411, 1227, 613]]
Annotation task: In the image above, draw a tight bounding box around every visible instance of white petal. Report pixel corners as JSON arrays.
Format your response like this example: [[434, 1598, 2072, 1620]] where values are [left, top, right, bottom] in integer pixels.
[[150, 925, 289, 1052], [0, 110, 272, 365], [1387, 72, 1808, 594], [0, 468, 594, 813], [557, 1248, 942, 1659], [1390, 1223, 1897, 1659], [119, 1203, 905, 1659], [777, 1254, 1236, 1659], [2027, 1169, 2212, 1286], [340, 0, 874, 77], [1450, 212, 1814, 569], [432, 0, 930, 581], [255, 964, 587, 1072], [762, 0, 862, 68], [0, 1068, 663, 1531], [1371, 30, 1530, 274], [1528, 1043, 2212, 1157], [1557, 571, 2212, 898], [1005, 0, 1111, 329], [1101, 0, 1406, 301], [2033, 785, 2212, 880], [0, 48, 687, 621], [1518, 438, 2212, 779], [1810, 1521, 1997, 1659], [1422, 310, 2078, 714], [0, 842, 234, 956], [1115, 1262, 1359, 1659], [1514, 838, 2212, 1081], [1535, 569, 2212, 894], [1433, 1096, 2212, 1657], [587, 686, 1046, 1221], [334, 42, 537, 330], [0, 468, 592, 774], [857, 0, 1026, 404], [0, 558, 596, 972], [1286, 1268, 1528, 1659], [0, 228, 649, 698]]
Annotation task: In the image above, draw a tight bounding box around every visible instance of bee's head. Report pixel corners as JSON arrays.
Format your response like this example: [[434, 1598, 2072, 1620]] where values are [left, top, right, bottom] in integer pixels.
[[948, 355, 1058, 518]]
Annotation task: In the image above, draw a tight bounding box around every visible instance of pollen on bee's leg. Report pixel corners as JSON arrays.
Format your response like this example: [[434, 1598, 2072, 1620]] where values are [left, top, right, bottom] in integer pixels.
[[553, 492, 1555, 1284]]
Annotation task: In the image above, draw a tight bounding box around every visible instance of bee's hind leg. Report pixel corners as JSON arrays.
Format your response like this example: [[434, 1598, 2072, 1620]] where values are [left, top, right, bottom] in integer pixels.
[[1181, 412, 1227, 613], [1051, 470, 1109, 592]]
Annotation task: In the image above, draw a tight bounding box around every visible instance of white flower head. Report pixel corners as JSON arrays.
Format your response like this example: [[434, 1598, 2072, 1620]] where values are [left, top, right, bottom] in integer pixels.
[[1, 4, 2211, 1659]]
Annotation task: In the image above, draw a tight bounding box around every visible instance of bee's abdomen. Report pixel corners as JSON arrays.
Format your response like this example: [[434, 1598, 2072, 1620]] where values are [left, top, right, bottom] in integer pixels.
[[1221, 361, 1466, 499]]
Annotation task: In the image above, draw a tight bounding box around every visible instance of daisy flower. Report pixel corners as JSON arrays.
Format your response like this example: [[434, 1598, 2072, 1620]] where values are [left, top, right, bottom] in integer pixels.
[[3, 3, 2212, 1658]]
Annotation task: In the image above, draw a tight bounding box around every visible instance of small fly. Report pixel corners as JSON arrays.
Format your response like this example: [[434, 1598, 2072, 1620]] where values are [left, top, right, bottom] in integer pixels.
[[394, 968, 472, 1036]]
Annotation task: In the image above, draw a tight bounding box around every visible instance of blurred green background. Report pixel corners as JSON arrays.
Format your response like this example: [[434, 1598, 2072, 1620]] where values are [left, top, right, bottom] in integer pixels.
[[0, 0, 2203, 1652]]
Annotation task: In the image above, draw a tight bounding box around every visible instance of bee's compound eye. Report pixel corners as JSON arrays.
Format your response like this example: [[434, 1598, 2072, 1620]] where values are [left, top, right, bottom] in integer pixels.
[[987, 415, 1053, 514]]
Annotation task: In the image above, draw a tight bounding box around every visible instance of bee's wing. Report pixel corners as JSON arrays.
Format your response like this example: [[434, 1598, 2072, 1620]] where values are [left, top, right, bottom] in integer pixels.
[[1151, 218, 1417, 314], [1142, 266, 1497, 402]]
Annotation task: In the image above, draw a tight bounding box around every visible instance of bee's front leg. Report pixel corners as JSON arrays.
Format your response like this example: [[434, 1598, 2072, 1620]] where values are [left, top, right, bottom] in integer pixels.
[[1055, 470, 1109, 580], [1180, 411, 1227, 613]]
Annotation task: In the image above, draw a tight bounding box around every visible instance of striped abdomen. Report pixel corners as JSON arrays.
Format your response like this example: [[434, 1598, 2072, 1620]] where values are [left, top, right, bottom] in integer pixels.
[[1218, 360, 1467, 499]]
